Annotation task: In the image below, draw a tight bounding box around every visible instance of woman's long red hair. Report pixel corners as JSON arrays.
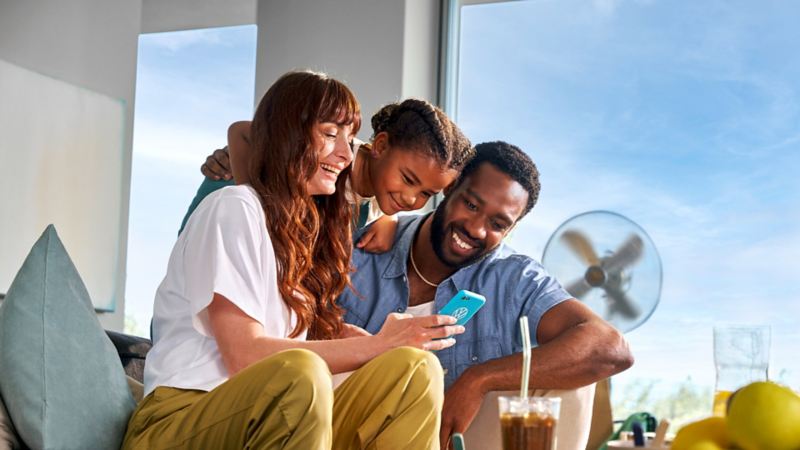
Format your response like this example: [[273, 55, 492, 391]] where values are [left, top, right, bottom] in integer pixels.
[[248, 71, 361, 340]]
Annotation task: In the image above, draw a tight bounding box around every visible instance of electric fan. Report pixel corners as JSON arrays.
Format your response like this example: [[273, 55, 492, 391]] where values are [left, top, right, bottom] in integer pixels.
[[541, 211, 662, 333]]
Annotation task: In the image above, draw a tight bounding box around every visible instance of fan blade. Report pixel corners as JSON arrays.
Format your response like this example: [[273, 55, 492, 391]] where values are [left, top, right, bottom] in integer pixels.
[[565, 277, 593, 299], [603, 234, 644, 273], [602, 283, 640, 319], [561, 230, 600, 266]]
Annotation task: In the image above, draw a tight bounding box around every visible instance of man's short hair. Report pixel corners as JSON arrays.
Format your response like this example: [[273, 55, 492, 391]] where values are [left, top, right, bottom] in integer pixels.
[[453, 141, 541, 218]]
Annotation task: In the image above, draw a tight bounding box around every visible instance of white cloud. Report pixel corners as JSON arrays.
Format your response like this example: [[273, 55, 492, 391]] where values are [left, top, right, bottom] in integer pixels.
[[132, 118, 226, 166], [592, 0, 623, 16], [143, 29, 224, 52]]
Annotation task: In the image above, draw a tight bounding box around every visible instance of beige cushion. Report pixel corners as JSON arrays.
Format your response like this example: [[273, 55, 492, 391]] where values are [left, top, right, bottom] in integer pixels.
[[0, 393, 23, 450], [462, 384, 596, 450], [126, 376, 145, 404]]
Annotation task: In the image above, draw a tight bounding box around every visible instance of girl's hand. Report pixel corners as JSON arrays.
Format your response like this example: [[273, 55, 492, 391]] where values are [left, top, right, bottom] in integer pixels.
[[356, 215, 399, 253], [376, 313, 464, 352], [201, 147, 232, 180]]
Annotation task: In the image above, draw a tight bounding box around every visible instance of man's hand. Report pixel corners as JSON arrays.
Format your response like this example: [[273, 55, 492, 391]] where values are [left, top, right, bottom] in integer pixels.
[[201, 147, 232, 181], [439, 370, 485, 450]]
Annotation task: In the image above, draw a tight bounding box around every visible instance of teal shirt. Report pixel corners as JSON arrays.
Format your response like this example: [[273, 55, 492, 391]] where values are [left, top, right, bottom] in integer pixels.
[[179, 177, 373, 235], [178, 178, 234, 235]]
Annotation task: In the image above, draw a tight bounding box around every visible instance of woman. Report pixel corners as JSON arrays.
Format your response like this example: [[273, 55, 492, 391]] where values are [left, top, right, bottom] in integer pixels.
[[182, 98, 474, 252], [124, 71, 464, 450]]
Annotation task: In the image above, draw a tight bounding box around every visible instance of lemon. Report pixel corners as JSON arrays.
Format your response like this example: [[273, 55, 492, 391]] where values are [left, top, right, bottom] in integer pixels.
[[727, 381, 800, 450], [685, 439, 724, 450], [672, 416, 729, 450]]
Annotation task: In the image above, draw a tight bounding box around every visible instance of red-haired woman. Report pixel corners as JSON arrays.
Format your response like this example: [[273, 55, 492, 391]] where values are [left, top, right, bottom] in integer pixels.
[[122, 71, 464, 450]]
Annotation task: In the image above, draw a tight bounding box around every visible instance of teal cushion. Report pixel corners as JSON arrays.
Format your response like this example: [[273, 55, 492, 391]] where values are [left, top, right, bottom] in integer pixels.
[[0, 225, 135, 450]]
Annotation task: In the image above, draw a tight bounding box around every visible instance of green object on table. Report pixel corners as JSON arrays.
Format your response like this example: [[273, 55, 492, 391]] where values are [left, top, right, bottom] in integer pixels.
[[599, 412, 657, 450]]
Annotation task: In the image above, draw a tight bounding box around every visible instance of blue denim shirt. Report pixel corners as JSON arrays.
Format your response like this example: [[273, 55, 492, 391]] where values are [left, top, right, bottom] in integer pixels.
[[339, 214, 572, 388]]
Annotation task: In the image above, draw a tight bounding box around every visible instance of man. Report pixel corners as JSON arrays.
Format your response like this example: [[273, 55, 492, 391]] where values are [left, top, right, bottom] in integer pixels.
[[336, 141, 634, 448]]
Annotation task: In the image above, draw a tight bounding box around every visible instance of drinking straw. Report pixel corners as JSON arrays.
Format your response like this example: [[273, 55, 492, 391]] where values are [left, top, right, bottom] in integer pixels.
[[519, 316, 531, 398]]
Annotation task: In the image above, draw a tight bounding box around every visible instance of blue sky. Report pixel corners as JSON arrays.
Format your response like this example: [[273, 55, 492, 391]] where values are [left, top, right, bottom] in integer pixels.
[[457, 0, 800, 395], [126, 1, 799, 416], [125, 25, 256, 335]]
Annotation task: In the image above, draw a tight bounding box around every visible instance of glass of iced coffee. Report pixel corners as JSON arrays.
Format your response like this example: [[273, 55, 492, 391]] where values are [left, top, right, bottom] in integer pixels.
[[498, 396, 560, 450]]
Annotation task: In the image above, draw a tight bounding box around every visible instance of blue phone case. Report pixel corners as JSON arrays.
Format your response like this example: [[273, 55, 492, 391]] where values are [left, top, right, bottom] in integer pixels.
[[438, 289, 486, 326]]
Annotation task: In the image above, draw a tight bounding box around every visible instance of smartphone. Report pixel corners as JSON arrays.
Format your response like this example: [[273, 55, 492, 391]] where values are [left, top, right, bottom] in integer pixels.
[[438, 289, 486, 326]]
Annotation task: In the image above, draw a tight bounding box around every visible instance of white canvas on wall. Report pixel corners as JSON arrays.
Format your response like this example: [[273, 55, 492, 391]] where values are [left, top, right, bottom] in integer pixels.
[[0, 58, 125, 311]]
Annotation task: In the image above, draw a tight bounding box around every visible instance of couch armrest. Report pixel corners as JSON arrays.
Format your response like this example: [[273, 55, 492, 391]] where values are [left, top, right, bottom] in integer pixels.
[[105, 330, 152, 383]]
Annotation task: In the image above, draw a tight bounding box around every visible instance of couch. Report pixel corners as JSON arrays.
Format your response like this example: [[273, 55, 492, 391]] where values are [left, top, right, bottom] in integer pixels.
[[0, 226, 604, 449]]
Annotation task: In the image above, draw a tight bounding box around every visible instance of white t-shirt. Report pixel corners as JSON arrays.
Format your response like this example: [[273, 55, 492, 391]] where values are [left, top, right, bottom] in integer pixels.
[[143, 185, 304, 396], [405, 301, 435, 317]]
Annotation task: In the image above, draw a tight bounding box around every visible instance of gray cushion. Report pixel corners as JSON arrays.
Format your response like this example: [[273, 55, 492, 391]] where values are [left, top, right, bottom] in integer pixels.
[[0, 225, 136, 450]]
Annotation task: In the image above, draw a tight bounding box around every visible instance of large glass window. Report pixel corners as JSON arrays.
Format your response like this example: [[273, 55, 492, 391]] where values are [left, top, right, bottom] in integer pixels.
[[450, 0, 800, 424], [125, 26, 257, 336]]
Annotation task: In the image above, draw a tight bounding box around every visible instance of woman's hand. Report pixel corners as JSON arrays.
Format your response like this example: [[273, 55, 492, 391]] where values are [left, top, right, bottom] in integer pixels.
[[356, 214, 399, 253], [376, 313, 464, 352], [201, 147, 232, 180]]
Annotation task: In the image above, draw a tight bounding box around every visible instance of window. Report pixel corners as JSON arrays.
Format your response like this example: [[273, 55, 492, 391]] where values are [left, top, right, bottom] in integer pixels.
[[447, 0, 800, 425], [125, 25, 257, 336]]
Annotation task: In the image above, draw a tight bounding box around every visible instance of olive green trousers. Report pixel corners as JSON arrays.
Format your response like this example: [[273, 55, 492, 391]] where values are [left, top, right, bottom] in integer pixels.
[[121, 347, 443, 450]]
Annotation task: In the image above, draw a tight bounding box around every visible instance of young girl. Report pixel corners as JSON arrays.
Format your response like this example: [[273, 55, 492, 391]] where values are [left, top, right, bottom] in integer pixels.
[[183, 98, 474, 252], [124, 71, 464, 450]]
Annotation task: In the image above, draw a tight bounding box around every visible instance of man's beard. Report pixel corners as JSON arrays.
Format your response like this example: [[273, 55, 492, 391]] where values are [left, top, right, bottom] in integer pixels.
[[429, 203, 487, 269]]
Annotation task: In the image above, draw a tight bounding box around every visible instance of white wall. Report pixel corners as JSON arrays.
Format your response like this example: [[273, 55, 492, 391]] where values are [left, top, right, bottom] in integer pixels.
[[0, 0, 442, 331], [403, 0, 442, 102], [255, 0, 441, 138], [141, 0, 256, 33], [0, 0, 141, 330]]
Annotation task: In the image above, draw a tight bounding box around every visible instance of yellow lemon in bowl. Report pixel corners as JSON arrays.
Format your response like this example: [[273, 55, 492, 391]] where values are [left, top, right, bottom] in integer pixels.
[[727, 381, 800, 450], [672, 416, 729, 450], [685, 439, 724, 450]]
